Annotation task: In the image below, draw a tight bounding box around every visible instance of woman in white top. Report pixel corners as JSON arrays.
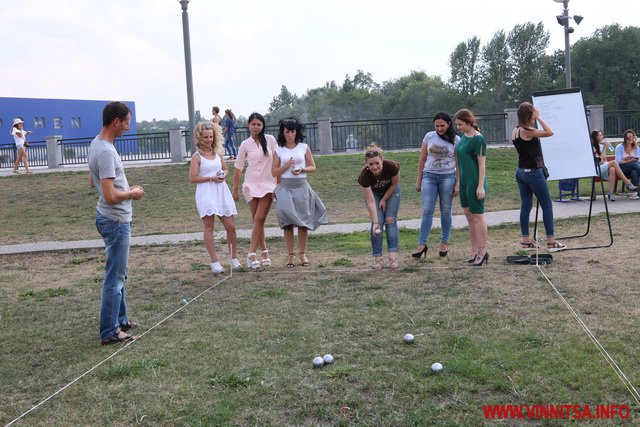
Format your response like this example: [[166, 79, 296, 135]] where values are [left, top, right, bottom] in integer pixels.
[[413, 112, 460, 259], [189, 121, 241, 274], [12, 118, 32, 174], [271, 118, 327, 267]]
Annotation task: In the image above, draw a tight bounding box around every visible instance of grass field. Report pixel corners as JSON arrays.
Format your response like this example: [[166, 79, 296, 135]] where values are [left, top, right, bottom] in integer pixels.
[[1, 213, 639, 425], [0, 147, 600, 245]]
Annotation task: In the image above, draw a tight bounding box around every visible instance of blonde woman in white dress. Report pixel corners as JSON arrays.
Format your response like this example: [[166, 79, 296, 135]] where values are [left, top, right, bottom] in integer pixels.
[[189, 121, 241, 273]]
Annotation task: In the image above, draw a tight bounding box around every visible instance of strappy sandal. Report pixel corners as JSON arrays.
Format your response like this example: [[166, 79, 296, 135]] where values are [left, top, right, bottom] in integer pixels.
[[373, 256, 383, 270], [286, 253, 295, 268], [261, 250, 272, 267], [546, 241, 567, 253], [101, 331, 136, 346], [247, 253, 261, 270], [520, 242, 539, 250], [299, 252, 310, 267], [120, 321, 138, 332]]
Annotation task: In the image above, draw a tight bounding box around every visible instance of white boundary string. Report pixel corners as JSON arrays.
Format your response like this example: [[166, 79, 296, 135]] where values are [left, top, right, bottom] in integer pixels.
[[9, 260, 639, 425], [5, 274, 232, 427], [536, 265, 640, 405]]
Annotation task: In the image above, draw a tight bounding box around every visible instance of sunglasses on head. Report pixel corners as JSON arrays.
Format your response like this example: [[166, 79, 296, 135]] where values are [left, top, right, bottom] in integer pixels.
[[365, 151, 380, 158], [280, 118, 297, 125]]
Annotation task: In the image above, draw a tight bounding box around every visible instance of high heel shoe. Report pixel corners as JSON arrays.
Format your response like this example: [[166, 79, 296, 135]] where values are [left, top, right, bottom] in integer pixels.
[[467, 252, 489, 267], [299, 252, 310, 267], [247, 253, 261, 270], [463, 254, 477, 264], [411, 245, 427, 259], [261, 249, 271, 267]]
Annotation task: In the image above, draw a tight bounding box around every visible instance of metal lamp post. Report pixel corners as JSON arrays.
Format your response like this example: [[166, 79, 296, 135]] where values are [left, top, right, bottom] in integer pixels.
[[179, 0, 196, 152], [554, 0, 583, 88]]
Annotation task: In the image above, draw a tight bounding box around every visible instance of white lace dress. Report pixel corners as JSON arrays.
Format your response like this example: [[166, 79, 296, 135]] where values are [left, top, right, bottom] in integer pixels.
[[195, 153, 237, 218]]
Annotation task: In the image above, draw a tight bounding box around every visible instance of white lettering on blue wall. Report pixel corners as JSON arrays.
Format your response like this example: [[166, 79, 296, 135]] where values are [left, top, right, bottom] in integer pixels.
[[53, 117, 63, 129], [71, 117, 81, 128], [33, 117, 45, 128]]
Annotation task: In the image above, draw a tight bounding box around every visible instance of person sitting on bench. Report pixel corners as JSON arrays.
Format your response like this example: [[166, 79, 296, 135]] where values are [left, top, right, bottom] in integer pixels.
[[591, 129, 637, 201], [615, 129, 640, 200]]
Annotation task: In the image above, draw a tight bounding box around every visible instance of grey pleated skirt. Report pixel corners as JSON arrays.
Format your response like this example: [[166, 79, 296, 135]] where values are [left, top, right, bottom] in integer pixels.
[[274, 178, 328, 230]]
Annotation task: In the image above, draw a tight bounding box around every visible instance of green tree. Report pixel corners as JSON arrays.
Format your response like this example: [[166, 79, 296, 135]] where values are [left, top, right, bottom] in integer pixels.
[[507, 22, 552, 102], [572, 24, 640, 109], [449, 36, 481, 101], [479, 30, 513, 107], [381, 71, 457, 117], [268, 85, 298, 113]]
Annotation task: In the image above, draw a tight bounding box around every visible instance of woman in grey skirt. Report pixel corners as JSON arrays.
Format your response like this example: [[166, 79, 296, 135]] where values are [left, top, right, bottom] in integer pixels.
[[272, 117, 328, 267]]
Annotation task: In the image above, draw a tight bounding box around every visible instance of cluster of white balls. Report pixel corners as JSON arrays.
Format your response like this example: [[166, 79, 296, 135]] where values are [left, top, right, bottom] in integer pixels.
[[403, 333, 443, 373], [312, 354, 334, 368]]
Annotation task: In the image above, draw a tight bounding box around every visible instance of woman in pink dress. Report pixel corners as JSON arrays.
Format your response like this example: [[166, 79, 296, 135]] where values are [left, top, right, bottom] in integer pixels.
[[232, 112, 278, 269]]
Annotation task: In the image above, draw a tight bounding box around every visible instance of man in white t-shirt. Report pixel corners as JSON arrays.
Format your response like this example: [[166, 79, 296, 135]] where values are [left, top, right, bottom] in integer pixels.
[[88, 101, 145, 345]]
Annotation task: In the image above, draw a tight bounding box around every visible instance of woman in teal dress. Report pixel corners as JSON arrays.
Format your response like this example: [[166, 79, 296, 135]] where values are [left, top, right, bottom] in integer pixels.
[[454, 109, 488, 267]]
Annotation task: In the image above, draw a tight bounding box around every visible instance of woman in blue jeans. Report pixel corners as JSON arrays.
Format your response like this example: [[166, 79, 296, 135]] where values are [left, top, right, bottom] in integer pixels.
[[615, 129, 640, 199], [413, 112, 460, 259], [512, 102, 566, 252], [358, 144, 401, 270]]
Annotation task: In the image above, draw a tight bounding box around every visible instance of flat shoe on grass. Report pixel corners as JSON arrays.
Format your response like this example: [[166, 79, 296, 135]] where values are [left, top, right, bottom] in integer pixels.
[[101, 332, 137, 346], [120, 321, 138, 331]]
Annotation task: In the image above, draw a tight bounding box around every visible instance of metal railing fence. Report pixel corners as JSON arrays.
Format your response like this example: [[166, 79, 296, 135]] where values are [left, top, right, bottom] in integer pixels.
[[603, 110, 640, 138], [59, 132, 171, 165], [330, 113, 508, 152], [0, 140, 47, 169]]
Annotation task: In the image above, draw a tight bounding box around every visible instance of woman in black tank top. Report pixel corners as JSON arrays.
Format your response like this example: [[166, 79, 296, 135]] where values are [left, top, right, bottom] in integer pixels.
[[512, 102, 566, 253]]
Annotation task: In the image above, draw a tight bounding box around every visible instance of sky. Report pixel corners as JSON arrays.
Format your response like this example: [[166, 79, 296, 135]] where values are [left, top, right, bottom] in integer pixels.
[[1, 0, 636, 122]]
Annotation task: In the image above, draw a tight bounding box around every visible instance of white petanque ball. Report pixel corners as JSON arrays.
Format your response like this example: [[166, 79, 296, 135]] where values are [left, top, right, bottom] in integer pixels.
[[312, 356, 324, 368], [374, 228, 382, 236], [431, 362, 443, 373], [403, 333, 415, 344], [182, 298, 189, 305], [322, 354, 334, 364], [216, 170, 225, 178]]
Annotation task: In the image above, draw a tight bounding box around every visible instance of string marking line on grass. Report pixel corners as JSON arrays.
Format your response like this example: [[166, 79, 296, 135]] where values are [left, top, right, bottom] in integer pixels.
[[5, 273, 232, 427]]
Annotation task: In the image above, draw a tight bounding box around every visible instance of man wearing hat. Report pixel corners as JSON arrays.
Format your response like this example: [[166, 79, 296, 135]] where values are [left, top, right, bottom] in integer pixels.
[[88, 101, 145, 345], [12, 118, 32, 174]]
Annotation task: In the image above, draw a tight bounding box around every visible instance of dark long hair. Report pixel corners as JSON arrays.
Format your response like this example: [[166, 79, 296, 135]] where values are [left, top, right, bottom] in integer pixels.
[[433, 112, 456, 144], [248, 112, 268, 155], [277, 117, 305, 147], [591, 130, 602, 156]]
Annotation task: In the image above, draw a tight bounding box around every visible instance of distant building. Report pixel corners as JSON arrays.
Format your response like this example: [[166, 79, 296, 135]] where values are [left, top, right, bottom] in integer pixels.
[[0, 97, 137, 144]]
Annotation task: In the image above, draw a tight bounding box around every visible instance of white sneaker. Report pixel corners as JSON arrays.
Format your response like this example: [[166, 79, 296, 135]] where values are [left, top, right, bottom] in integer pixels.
[[629, 192, 639, 200], [211, 261, 225, 274], [230, 258, 242, 269]]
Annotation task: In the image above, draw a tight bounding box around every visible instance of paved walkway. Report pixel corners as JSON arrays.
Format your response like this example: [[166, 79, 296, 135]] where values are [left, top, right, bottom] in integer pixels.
[[2, 194, 638, 255]]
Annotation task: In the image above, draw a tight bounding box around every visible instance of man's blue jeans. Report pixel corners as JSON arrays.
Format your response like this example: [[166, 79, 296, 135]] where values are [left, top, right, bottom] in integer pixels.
[[515, 167, 555, 237], [96, 212, 130, 341], [419, 172, 456, 245], [370, 188, 401, 256], [225, 134, 237, 157]]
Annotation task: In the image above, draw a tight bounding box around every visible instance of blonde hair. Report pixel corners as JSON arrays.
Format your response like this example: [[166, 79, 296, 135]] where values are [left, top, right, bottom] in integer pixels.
[[194, 121, 224, 155], [364, 143, 383, 159]]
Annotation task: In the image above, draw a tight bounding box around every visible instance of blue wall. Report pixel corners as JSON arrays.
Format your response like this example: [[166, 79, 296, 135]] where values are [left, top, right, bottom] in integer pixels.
[[0, 97, 136, 144]]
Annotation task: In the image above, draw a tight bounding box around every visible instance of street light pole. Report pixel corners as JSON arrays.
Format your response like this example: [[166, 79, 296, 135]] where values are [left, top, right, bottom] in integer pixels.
[[179, 0, 196, 152], [554, 0, 583, 89]]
